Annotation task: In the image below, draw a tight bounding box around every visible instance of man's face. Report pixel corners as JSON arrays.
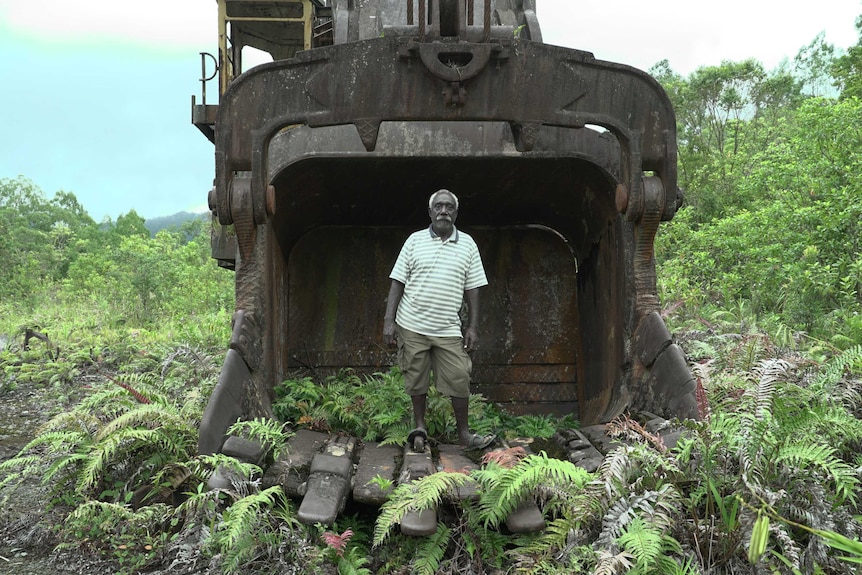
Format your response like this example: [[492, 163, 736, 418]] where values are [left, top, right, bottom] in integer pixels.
[[429, 192, 458, 235]]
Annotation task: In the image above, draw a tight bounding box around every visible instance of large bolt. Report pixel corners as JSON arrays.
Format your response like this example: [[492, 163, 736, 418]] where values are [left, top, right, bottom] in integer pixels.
[[615, 183, 628, 213], [207, 187, 217, 213], [266, 185, 276, 216]]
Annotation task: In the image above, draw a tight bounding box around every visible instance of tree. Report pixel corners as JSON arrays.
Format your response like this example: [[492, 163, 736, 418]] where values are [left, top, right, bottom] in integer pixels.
[[0, 177, 97, 303], [657, 97, 862, 340], [112, 210, 150, 238], [832, 14, 862, 99], [793, 32, 839, 97], [654, 59, 802, 223]]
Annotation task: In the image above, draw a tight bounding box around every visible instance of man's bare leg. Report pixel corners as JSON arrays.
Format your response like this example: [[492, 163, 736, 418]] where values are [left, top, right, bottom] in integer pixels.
[[452, 396, 470, 445], [411, 394, 428, 431]]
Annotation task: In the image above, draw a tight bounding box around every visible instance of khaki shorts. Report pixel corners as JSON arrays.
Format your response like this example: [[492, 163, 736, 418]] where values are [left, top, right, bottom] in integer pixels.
[[397, 325, 472, 398]]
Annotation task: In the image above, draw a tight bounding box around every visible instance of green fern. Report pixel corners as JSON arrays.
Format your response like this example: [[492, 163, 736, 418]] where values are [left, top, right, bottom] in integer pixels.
[[373, 471, 471, 547], [774, 443, 859, 505], [176, 479, 229, 520], [10, 429, 91, 455], [379, 422, 411, 446], [183, 453, 263, 487], [412, 523, 451, 575], [475, 452, 591, 528], [518, 515, 572, 555], [206, 485, 293, 572], [814, 344, 862, 386], [746, 358, 787, 419], [217, 485, 284, 548], [96, 398, 190, 435], [42, 451, 90, 485], [0, 371, 201, 508], [74, 385, 141, 419], [0, 454, 50, 497], [616, 517, 684, 574], [227, 417, 292, 459], [510, 414, 558, 438], [617, 516, 664, 567], [336, 546, 373, 575], [0, 427, 95, 503], [36, 410, 101, 436]]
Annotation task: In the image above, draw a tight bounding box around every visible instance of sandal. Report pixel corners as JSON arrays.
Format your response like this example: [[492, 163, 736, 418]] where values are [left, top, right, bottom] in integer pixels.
[[407, 428, 428, 452], [463, 433, 496, 451]]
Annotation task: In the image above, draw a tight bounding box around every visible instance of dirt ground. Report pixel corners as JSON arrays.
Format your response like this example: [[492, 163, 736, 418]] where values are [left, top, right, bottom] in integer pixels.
[[0, 381, 120, 575]]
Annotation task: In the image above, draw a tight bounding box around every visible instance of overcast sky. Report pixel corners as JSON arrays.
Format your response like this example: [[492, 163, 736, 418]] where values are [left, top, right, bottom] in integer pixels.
[[1, 0, 860, 221]]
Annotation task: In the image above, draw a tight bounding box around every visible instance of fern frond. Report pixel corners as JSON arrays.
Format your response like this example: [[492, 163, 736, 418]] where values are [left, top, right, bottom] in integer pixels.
[[37, 410, 101, 436], [478, 453, 590, 528], [593, 549, 634, 575], [596, 484, 682, 551], [412, 523, 451, 575], [616, 517, 665, 569], [96, 402, 191, 440], [783, 402, 862, 454], [107, 371, 165, 401], [595, 446, 635, 493], [42, 452, 89, 484], [13, 430, 91, 456], [182, 453, 262, 486], [177, 483, 234, 519], [774, 442, 859, 505], [814, 344, 862, 387], [160, 344, 220, 380], [228, 417, 291, 457], [0, 453, 43, 475], [213, 485, 286, 550], [379, 423, 411, 446], [771, 520, 802, 571], [373, 472, 470, 547], [519, 515, 580, 557], [336, 546, 372, 575], [66, 499, 135, 525], [74, 386, 136, 414], [0, 454, 46, 494], [746, 359, 793, 419], [78, 427, 187, 493]]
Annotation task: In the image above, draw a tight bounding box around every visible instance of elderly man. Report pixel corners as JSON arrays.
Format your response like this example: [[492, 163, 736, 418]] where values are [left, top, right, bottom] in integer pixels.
[[383, 189, 495, 451]]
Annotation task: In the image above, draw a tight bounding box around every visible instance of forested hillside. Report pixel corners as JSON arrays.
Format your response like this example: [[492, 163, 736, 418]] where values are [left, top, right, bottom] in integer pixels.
[[0, 180, 233, 338], [652, 27, 862, 349], [1, 14, 861, 575]]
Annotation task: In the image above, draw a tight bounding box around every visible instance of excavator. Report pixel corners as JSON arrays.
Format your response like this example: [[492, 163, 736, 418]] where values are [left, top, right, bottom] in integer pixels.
[[191, 0, 697, 528]]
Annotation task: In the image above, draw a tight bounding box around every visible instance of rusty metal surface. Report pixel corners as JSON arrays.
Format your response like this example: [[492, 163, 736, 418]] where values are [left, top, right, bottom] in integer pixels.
[[213, 38, 676, 215], [285, 225, 583, 415]]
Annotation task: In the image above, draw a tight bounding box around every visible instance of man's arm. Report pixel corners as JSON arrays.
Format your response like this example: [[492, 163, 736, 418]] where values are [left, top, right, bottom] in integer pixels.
[[383, 280, 405, 346], [463, 287, 480, 352]]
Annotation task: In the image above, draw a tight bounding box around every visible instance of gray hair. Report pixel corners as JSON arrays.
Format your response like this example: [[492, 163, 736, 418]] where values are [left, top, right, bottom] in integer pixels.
[[428, 189, 459, 210]]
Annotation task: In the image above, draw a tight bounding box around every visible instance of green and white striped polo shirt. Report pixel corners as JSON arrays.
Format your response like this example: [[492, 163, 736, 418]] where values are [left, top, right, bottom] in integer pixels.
[[390, 225, 488, 338]]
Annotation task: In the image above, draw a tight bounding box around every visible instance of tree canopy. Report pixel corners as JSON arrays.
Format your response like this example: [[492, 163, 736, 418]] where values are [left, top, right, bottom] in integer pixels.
[[654, 21, 862, 346], [0, 176, 232, 324]]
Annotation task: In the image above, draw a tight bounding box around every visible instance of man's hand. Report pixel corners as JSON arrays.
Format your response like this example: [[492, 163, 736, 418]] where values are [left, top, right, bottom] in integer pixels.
[[463, 288, 480, 353], [384, 281, 405, 348], [463, 325, 478, 352], [383, 318, 397, 347]]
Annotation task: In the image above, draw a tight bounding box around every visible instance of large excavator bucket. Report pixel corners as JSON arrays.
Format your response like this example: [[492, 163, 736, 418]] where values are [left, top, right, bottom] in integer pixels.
[[195, 0, 698, 456]]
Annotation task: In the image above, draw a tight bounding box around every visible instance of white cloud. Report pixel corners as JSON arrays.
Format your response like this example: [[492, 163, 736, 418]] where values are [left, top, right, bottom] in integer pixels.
[[1, 0, 858, 71], [538, 0, 861, 74], [0, 0, 215, 47]]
